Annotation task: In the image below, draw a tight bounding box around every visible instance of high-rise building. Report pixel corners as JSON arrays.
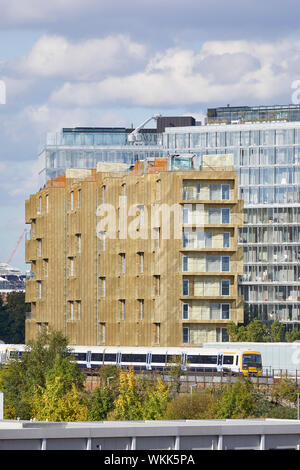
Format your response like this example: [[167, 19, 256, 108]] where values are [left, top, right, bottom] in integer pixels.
[[25, 156, 243, 345], [30, 104, 300, 335], [162, 109, 300, 327]]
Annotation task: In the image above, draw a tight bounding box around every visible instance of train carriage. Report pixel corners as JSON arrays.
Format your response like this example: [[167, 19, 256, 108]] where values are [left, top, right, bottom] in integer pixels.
[[0, 344, 262, 377]]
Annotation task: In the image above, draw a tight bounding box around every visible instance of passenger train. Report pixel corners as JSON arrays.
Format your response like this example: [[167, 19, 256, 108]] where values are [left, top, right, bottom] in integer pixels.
[[0, 344, 263, 377]]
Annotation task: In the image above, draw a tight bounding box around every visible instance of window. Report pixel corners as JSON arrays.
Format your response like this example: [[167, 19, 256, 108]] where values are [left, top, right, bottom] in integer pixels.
[[154, 275, 161, 296], [120, 253, 126, 273], [77, 301, 81, 320], [183, 279, 189, 296], [38, 196, 42, 214], [182, 303, 189, 320], [70, 191, 74, 211], [156, 180, 161, 201], [99, 277, 106, 297], [223, 232, 230, 248], [37, 281, 42, 299], [69, 301, 74, 321], [138, 252, 144, 273], [46, 194, 49, 213], [78, 189, 81, 209], [182, 255, 188, 272], [221, 256, 230, 272], [139, 299, 144, 320], [102, 185, 106, 203], [69, 257, 74, 277], [221, 280, 230, 296], [208, 208, 230, 224], [44, 259, 48, 278], [221, 208, 230, 224], [76, 234, 82, 253], [37, 239, 42, 257], [120, 300, 125, 320], [100, 322, 106, 344], [154, 323, 160, 344], [182, 327, 190, 344], [210, 303, 230, 320]]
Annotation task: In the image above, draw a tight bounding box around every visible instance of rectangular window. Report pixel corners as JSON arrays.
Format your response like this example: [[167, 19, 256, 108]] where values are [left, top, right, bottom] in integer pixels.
[[221, 256, 230, 272], [223, 232, 230, 248], [46, 194, 49, 214], [120, 253, 126, 273], [210, 303, 230, 320], [69, 258, 74, 277], [76, 234, 82, 253], [44, 259, 48, 278], [182, 255, 188, 272], [182, 279, 189, 296], [69, 301, 74, 321], [182, 206, 189, 224], [102, 185, 106, 203], [100, 277, 106, 297], [182, 327, 190, 344], [77, 301, 81, 320], [221, 280, 230, 296], [222, 184, 230, 200], [154, 275, 161, 296], [138, 252, 144, 273], [70, 191, 74, 211], [154, 323, 160, 344], [182, 303, 189, 320], [100, 322, 106, 344], [78, 189, 81, 209], [37, 281, 42, 299], [221, 208, 230, 224], [37, 239, 42, 257], [139, 299, 144, 320], [120, 299, 125, 320]]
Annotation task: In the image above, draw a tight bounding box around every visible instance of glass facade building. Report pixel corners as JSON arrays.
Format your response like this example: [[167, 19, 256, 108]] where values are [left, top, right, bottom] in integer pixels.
[[163, 119, 300, 326], [37, 106, 300, 328]]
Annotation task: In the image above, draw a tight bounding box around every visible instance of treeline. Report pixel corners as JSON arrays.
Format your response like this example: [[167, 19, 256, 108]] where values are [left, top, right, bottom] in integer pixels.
[[0, 292, 28, 344], [226, 319, 300, 342], [0, 331, 299, 422]]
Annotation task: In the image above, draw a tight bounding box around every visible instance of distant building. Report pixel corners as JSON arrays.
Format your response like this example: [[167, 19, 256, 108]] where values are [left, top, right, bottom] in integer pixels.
[[25, 155, 243, 345], [0, 263, 25, 295]]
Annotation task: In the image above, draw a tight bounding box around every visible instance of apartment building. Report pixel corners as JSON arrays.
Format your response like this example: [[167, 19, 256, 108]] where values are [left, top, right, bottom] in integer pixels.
[[25, 156, 243, 346]]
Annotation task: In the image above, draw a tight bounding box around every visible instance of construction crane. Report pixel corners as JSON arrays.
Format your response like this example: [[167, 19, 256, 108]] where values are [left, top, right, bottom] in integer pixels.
[[127, 114, 161, 144], [7, 229, 27, 265]]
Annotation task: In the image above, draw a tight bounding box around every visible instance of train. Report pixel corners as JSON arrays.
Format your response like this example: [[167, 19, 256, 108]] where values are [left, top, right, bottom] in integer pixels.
[[0, 344, 263, 377]]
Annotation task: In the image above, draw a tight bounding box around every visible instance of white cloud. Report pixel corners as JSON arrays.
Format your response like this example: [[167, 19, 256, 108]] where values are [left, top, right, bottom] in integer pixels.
[[48, 39, 300, 107], [11, 34, 147, 80]]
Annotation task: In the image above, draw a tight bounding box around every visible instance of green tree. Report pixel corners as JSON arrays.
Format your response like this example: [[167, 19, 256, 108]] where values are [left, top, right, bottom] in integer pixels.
[[0, 292, 29, 344], [163, 389, 217, 420], [88, 386, 116, 421], [142, 378, 170, 420], [269, 320, 285, 342], [108, 367, 144, 420], [31, 376, 88, 422], [215, 378, 257, 419], [1, 331, 84, 419]]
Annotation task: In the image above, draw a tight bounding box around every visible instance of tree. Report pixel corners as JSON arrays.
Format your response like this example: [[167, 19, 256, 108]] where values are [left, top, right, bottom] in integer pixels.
[[269, 320, 285, 342], [215, 378, 257, 419], [0, 292, 29, 343], [1, 330, 85, 419], [108, 367, 144, 421], [31, 376, 88, 422], [163, 389, 217, 420], [142, 378, 170, 420], [88, 386, 116, 421]]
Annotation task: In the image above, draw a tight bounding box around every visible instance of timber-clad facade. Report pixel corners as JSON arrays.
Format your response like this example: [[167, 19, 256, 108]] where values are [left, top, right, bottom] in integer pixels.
[[25, 159, 244, 346]]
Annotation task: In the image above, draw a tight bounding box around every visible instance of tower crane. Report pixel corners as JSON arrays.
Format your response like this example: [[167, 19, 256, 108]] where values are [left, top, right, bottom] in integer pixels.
[[7, 228, 27, 265]]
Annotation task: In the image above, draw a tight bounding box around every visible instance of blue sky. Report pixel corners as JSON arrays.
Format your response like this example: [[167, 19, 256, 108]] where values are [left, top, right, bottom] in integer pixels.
[[1, 0, 300, 270]]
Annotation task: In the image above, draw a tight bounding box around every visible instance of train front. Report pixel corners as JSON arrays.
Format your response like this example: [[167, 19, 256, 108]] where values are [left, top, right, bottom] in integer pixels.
[[241, 351, 262, 377]]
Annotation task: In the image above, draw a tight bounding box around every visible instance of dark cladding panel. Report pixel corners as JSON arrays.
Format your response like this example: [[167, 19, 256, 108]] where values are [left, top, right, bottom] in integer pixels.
[[157, 116, 195, 133]]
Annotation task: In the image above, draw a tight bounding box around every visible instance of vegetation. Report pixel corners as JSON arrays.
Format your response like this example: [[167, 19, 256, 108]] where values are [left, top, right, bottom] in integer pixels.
[[226, 319, 299, 342], [1, 330, 300, 422], [0, 292, 29, 344]]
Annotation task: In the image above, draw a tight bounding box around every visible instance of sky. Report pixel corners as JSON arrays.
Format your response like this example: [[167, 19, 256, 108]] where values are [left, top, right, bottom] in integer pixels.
[[1, 0, 300, 270]]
